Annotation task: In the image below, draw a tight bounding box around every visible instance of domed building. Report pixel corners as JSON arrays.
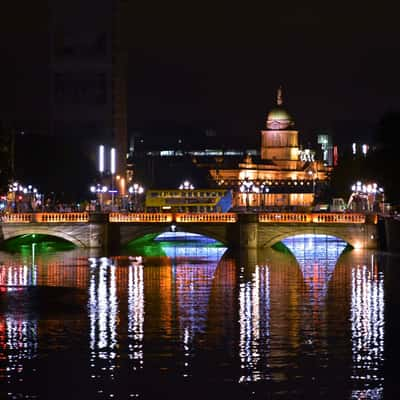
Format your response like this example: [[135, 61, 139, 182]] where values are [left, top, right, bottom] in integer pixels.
[[209, 87, 331, 209]]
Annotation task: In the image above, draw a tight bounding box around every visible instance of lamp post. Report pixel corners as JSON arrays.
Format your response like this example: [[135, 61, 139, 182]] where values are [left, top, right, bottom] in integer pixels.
[[349, 181, 384, 212], [307, 169, 317, 202], [128, 183, 144, 211], [110, 148, 116, 209], [90, 184, 108, 211], [8, 182, 39, 212], [179, 180, 194, 190], [260, 182, 270, 210], [239, 179, 254, 211]]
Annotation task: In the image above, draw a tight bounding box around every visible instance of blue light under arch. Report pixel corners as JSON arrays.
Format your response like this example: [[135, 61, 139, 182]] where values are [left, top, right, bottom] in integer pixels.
[[282, 234, 348, 300], [155, 231, 227, 261]]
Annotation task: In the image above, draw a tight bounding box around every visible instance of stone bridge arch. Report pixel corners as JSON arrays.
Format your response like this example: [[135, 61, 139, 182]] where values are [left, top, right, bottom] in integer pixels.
[[119, 223, 230, 247], [258, 224, 375, 249], [0, 224, 90, 248]]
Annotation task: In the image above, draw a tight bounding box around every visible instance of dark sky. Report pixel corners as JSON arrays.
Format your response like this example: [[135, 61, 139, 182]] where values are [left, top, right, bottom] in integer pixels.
[[1, 1, 400, 142]]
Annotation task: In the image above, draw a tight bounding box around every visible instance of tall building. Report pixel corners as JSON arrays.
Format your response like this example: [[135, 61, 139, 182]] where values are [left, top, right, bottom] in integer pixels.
[[317, 132, 334, 166], [0, 122, 12, 190], [209, 88, 331, 209], [49, 0, 127, 179]]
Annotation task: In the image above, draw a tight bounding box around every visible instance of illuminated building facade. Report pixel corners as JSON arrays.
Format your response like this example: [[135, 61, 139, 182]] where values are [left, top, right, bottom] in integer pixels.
[[210, 88, 331, 208]]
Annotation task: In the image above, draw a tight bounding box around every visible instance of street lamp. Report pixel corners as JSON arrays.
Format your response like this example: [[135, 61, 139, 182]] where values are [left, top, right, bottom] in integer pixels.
[[239, 179, 254, 210], [349, 181, 384, 212], [128, 183, 144, 211], [179, 180, 194, 190], [98, 145, 105, 174], [259, 182, 270, 210], [8, 181, 40, 212], [90, 184, 108, 211], [110, 147, 116, 208]]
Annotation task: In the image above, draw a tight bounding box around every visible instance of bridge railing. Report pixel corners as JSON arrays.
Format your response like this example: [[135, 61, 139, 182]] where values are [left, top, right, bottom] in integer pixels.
[[34, 212, 89, 223], [175, 213, 238, 223], [109, 213, 174, 223], [259, 213, 311, 223], [258, 212, 366, 224], [311, 213, 366, 223], [1, 213, 34, 223], [0, 211, 371, 225], [1, 212, 89, 223]]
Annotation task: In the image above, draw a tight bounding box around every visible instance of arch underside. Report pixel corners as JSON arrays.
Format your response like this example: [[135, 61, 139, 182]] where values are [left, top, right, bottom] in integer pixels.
[[2, 227, 86, 247], [260, 226, 360, 248], [121, 224, 229, 247]]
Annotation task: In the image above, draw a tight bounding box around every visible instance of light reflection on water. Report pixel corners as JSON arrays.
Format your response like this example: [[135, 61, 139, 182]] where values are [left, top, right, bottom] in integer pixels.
[[0, 235, 388, 399], [351, 258, 384, 386], [238, 265, 270, 383], [282, 234, 348, 300]]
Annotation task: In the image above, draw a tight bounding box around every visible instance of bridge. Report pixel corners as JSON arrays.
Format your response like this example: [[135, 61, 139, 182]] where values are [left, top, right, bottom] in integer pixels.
[[0, 211, 378, 250]]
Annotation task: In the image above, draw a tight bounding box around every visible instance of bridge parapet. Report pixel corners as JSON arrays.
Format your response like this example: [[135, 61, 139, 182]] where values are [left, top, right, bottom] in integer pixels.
[[109, 212, 173, 223], [109, 212, 237, 223], [259, 212, 370, 224], [175, 213, 237, 223], [35, 212, 89, 223], [1, 212, 89, 223], [259, 213, 310, 223], [2, 213, 33, 223], [311, 213, 366, 223]]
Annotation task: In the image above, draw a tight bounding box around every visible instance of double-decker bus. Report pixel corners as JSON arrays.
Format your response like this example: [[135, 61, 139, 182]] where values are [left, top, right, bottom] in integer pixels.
[[145, 189, 232, 213]]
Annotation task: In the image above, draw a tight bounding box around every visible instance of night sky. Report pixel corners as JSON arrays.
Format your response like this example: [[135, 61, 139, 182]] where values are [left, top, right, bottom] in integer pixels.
[[1, 1, 400, 143]]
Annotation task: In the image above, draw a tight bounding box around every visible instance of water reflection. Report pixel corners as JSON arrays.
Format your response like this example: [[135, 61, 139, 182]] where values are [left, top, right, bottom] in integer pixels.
[[0, 316, 38, 390], [127, 261, 144, 369], [236, 236, 384, 396], [0, 236, 389, 398], [282, 234, 347, 300], [351, 255, 384, 388], [158, 232, 229, 377], [238, 265, 270, 382], [88, 257, 119, 391]]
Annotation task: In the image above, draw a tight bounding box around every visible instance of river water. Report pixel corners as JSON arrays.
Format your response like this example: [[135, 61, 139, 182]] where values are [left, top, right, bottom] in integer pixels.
[[0, 234, 399, 399]]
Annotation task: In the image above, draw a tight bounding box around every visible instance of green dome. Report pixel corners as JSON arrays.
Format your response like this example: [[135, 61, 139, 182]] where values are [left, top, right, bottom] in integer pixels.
[[267, 106, 292, 122], [265, 87, 295, 129]]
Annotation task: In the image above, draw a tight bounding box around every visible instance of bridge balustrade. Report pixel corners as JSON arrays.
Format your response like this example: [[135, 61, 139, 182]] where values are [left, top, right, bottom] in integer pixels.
[[0, 211, 370, 225], [311, 213, 366, 224], [35, 212, 89, 223], [109, 213, 174, 223], [259, 213, 311, 223], [1, 212, 89, 223], [175, 213, 238, 223], [259, 212, 366, 224], [1, 213, 33, 223]]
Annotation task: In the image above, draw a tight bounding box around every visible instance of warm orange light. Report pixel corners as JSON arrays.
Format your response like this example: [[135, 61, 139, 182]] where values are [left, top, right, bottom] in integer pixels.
[[119, 178, 126, 196]]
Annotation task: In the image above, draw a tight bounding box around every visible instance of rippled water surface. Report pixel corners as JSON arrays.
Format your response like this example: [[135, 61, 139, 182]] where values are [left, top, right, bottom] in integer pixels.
[[0, 234, 399, 399]]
